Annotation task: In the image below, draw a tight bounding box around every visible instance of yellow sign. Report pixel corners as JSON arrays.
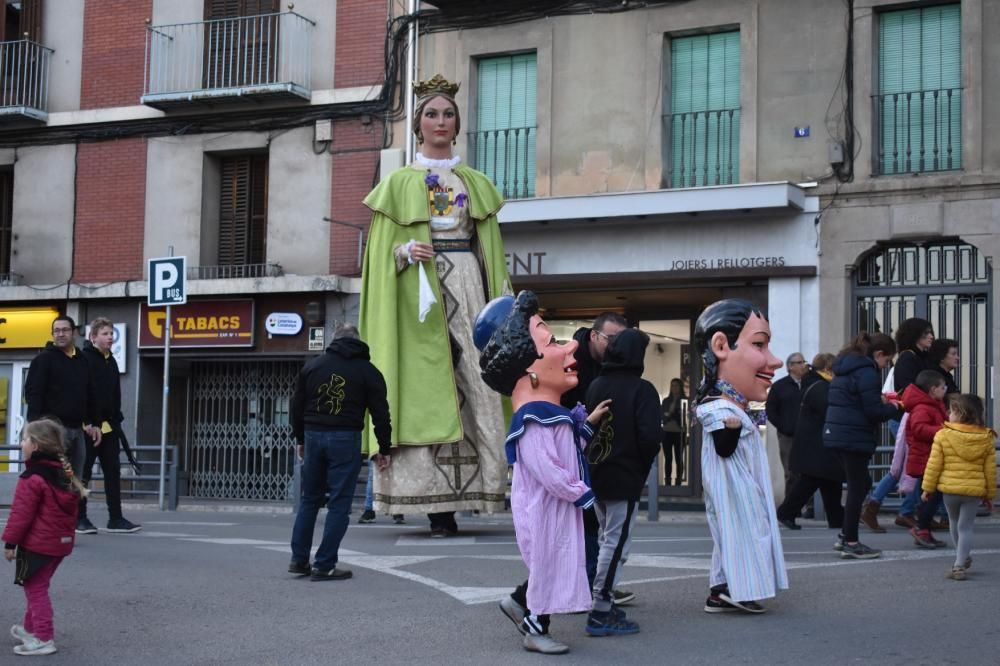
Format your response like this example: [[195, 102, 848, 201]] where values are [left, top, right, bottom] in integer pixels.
[[0, 308, 60, 349]]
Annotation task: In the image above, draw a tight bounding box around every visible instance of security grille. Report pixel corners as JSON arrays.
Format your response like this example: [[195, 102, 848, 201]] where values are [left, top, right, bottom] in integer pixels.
[[853, 242, 992, 493], [188, 359, 298, 500]]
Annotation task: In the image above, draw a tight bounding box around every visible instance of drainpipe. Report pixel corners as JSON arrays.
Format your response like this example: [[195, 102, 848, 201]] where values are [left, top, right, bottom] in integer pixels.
[[404, 0, 419, 164]]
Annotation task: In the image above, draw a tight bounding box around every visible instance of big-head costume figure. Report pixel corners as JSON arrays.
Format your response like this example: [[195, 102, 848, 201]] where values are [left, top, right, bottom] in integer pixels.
[[693, 299, 788, 614], [476, 291, 608, 655]]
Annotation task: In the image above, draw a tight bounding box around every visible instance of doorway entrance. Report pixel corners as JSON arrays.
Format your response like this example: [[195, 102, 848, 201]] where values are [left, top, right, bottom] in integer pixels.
[[0, 361, 29, 471]]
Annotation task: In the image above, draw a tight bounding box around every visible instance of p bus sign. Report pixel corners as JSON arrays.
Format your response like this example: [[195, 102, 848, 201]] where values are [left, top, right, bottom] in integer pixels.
[[148, 256, 187, 306]]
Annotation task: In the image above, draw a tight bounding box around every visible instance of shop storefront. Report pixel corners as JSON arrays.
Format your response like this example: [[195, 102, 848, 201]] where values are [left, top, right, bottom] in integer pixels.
[[499, 182, 821, 501]]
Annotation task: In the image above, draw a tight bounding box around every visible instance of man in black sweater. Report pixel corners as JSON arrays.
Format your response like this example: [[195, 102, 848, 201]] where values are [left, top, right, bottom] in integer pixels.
[[77, 317, 142, 535], [288, 324, 392, 581], [765, 352, 807, 496], [24, 315, 102, 490]]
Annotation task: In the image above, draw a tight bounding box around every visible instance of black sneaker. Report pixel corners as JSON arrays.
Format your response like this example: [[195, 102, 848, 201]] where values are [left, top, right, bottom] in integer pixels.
[[288, 560, 311, 576], [612, 589, 636, 605], [778, 517, 802, 530], [75, 518, 98, 535], [310, 567, 353, 581], [840, 542, 881, 559], [430, 526, 446, 539], [392, 514, 406, 525], [833, 533, 845, 551], [585, 609, 640, 636], [718, 592, 767, 614], [358, 510, 376, 524], [106, 518, 142, 534], [703, 594, 740, 613]]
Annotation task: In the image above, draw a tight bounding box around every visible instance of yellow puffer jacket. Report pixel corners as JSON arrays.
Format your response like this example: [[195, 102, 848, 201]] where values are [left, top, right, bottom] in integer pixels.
[[922, 422, 997, 499]]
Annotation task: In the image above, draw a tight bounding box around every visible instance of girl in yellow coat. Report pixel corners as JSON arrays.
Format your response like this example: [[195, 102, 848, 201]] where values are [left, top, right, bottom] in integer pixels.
[[921, 394, 997, 580]]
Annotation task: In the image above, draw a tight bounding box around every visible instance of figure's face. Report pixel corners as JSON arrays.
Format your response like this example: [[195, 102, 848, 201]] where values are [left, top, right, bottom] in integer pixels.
[[941, 346, 959, 371], [91, 325, 114, 354], [51, 319, 74, 351], [787, 354, 807, 379], [713, 313, 783, 402], [589, 321, 627, 362], [419, 96, 458, 150], [917, 329, 935, 351], [527, 315, 580, 396]]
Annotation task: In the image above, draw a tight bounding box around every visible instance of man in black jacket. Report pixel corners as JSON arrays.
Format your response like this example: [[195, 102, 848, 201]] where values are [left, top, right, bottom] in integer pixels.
[[560, 313, 627, 411], [584, 329, 661, 635], [24, 315, 102, 489], [288, 324, 392, 581], [77, 318, 142, 535], [765, 352, 807, 495]]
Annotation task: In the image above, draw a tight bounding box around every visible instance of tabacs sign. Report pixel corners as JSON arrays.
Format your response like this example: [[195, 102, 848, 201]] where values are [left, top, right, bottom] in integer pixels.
[[138, 300, 254, 348]]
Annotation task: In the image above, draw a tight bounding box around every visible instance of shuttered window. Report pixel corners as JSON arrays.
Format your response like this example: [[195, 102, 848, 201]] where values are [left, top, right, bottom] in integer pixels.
[[218, 155, 268, 268], [877, 4, 961, 174], [1, 0, 43, 42], [473, 53, 536, 199], [666, 31, 741, 188], [0, 168, 11, 275], [203, 0, 280, 89]]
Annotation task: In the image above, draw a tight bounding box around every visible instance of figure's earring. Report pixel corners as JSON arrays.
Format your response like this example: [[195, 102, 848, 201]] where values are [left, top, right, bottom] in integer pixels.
[[529, 372, 539, 389], [452, 138, 457, 145]]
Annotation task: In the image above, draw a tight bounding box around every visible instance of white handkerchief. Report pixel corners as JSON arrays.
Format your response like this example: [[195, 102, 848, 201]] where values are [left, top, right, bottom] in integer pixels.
[[417, 262, 437, 323]]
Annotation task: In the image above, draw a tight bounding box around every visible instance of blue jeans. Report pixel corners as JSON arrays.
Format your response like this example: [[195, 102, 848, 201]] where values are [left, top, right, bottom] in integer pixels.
[[870, 473, 921, 515], [290, 430, 362, 570], [364, 460, 374, 511]]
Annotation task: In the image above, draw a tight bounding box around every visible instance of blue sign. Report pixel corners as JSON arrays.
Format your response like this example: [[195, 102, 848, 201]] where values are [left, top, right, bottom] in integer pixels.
[[148, 257, 187, 306], [794, 126, 810, 138]]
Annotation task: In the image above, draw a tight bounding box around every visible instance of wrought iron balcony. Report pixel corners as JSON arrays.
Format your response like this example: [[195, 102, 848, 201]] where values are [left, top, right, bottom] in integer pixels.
[[0, 40, 53, 122], [188, 263, 282, 280], [874, 87, 962, 175], [142, 12, 314, 109], [662, 107, 741, 189], [468, 126, 536, 200]]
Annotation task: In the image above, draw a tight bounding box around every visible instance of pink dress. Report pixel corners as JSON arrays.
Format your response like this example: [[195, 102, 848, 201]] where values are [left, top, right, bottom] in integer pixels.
[[508, 403, 595, 615]]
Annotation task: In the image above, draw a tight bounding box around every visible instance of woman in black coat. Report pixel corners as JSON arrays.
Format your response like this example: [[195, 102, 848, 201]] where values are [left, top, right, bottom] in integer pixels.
[[823, 332, 903, 559], [891, 318, 935, 394], [776, 354, 843, 530]]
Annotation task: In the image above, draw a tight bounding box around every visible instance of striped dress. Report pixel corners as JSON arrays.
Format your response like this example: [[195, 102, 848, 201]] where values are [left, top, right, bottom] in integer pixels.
[[697, 398, 788, 602]]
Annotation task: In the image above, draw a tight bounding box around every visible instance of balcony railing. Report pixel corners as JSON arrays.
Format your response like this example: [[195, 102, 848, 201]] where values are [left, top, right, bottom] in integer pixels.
[[0, 40, 53, 122], [142, 12, 314, 109], [468, 126, 536, 200], [874, 87, 962, 175], [663, 108, 741, 189], [188, 263, 282, 280]]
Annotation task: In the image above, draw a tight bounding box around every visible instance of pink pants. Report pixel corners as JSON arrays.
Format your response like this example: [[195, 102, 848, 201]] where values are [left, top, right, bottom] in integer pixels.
[[22, 556, 63, 642]]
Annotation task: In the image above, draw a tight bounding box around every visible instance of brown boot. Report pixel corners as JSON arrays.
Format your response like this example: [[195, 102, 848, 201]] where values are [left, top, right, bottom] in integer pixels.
[[894, 513, 917, 529], [860, 499, 886, 533]]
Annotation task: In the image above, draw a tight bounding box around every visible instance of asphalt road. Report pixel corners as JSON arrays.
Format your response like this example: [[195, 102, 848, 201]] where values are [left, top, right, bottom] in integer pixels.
[[1, 503, 998, 665]]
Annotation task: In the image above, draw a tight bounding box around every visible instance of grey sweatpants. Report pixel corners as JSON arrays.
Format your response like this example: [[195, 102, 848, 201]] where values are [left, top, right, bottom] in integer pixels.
[[942, 493, 980, 568], [592, 498, 638, 612]]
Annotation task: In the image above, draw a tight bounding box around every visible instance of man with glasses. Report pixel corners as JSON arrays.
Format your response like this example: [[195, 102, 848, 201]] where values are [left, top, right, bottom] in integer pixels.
[[24, 316, 102, 499], [765, 352, 808, 504]]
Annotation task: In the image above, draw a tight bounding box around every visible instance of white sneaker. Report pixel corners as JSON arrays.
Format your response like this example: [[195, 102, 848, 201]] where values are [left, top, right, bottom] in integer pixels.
[[523, 633, 569, 655], [13, 636, 57, 656], [9, 624, 34, 644], [499, 596, 527, 635]]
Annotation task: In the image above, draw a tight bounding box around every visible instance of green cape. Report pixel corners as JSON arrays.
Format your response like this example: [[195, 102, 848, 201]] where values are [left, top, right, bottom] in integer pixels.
[[360, 164, 511, 454]]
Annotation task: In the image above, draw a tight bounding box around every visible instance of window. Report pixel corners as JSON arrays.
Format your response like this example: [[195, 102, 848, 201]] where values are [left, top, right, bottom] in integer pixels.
[[203, 0, 280, 89], [218, 154, 268, 270], [472, 53, 536, 199], [877, 4, 961, 175], [665, 31, 740, 188], [1, 0, 42, 42], [0, 168, 11, 276]]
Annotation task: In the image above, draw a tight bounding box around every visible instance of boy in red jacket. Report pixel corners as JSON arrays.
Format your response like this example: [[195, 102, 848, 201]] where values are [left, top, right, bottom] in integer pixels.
[[901, 370, 948, 548]]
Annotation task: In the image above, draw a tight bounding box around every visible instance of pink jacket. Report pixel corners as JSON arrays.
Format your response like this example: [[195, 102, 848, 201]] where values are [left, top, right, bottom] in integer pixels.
[[510, 421, 594, 615], [2, 459, 78, 557], [890, 413, 919, 493]]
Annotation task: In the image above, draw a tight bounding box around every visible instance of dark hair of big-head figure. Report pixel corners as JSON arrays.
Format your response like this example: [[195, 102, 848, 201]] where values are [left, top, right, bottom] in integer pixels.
[[479, 291, 542, 396], [894, 317, 933, 353], [693, 298, 766, 402]]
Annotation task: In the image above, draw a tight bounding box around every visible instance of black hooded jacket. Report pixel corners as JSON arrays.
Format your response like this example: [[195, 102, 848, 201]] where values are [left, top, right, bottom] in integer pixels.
[[81, 340, 124, 428], [25, 342, 98, 428], [584, 329, 662, 501], [290, 337, 392, 454]]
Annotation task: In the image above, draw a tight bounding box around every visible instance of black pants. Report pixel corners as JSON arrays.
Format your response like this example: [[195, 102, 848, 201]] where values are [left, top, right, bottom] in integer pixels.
[[913, 476, 944, 530], [662, 431, 685, 484], [835, 449, 872, 543], [79, 430, 123, 522], [427, 511, 457, 531], [777, 473, 844, 529]]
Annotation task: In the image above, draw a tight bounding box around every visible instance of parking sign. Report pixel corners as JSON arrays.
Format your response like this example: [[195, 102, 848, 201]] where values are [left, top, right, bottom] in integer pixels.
[[148, 257, 187, 306]]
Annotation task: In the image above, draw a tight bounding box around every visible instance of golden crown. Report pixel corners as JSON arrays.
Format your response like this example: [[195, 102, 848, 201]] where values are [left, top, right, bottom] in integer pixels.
[[413, 74, 460, 99]]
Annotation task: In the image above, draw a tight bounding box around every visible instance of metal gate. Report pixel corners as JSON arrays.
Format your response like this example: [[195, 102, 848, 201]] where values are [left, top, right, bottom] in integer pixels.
[[853, 241, 992, 483], [187, 359, 299, 500]]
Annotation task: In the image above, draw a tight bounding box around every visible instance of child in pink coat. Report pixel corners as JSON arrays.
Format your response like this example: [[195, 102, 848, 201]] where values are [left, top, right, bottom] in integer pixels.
[[3, 419, 86, 657], [477, 291, 609, 655]]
